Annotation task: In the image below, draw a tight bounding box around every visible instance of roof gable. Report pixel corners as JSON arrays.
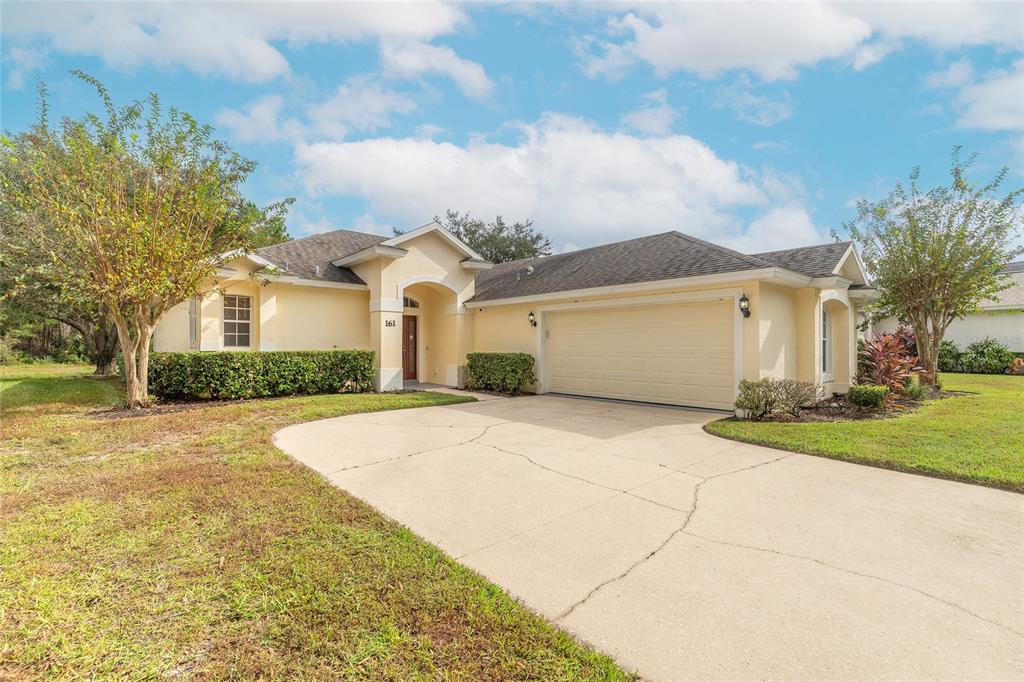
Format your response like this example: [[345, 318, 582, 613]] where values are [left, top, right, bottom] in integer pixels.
[[383, 221, 485, 261]]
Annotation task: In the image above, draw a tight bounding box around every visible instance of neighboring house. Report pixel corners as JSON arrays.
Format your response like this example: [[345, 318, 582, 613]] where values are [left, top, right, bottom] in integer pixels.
[[874, 262, 1024, 352], [154, 222, 876, 411]]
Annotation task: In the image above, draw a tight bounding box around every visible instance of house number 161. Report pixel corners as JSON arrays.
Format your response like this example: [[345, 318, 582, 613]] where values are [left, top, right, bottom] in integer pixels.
[[385, 319, 397, 327]]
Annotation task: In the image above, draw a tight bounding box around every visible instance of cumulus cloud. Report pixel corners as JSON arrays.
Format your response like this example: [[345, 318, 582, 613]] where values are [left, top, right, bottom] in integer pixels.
[[714, 78, 793, 127], [923, 59, 975, 89], [293, 112, 825, 251], [619, 89, 679, 135], [379, 40, 494, 101], [576, 1, 1022, 81], [2, 1, 465, 83], [955, 61, 1024, 132], [216, 95, 304, 143], [308, 77, 417, 139]]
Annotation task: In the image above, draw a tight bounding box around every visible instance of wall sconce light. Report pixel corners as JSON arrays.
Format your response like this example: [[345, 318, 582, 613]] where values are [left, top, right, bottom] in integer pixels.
[[738, 294, 751, 318], [528, 310, 537, 327]]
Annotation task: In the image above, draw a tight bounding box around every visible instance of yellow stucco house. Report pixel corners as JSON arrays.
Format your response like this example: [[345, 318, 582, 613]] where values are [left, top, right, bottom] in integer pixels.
[[154, 222, 876, 411]]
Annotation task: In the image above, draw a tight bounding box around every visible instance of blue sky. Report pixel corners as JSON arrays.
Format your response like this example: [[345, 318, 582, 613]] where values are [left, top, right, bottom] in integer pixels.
[[2, 2, 1022, 253]]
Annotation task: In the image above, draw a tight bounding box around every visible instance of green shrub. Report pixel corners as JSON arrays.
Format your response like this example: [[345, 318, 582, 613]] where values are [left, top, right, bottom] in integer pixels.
[[847, 384, 889, 408], [904, 375, 926, 400], [465, 352, 535, 394], [147, 350, 375, 400], [735, 378, 819, 421], [937, 340, 962, 373], [960, 337, 1014, 374]]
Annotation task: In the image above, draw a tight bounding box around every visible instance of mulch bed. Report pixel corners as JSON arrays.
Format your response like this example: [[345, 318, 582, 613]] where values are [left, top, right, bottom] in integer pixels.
[[768, 389, 964, 423]]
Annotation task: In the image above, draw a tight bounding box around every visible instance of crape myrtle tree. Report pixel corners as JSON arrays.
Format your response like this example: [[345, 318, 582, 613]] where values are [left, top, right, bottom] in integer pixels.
[[395, 210, 552, 263], [0, 73, 288, 407], [844, 148, 1023, 384]]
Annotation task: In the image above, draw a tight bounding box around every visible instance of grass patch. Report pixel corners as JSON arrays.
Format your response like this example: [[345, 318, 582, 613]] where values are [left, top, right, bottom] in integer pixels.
[[706, 374, 1024, 492], [0, 364, 632, 680]]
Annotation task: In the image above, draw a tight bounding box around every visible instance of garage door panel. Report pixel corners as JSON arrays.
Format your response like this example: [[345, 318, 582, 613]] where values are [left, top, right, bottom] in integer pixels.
[[546, 300, 735, 410]]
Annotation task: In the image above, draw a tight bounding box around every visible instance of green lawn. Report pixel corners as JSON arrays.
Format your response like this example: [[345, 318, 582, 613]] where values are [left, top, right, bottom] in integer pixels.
[[706, 373, 1024, 492], [0, 364, 632, 680]]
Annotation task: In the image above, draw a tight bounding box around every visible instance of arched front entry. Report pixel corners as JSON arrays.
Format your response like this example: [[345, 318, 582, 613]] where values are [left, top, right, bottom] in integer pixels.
[[399, 281, 460, 386]]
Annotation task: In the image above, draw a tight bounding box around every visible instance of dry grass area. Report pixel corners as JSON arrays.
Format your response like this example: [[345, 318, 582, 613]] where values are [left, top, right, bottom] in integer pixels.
[[0, 364, 632, 680]]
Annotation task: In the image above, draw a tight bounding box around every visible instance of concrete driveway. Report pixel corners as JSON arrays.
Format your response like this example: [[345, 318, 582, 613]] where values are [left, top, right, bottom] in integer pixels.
[[274, 394, 1023, 681]]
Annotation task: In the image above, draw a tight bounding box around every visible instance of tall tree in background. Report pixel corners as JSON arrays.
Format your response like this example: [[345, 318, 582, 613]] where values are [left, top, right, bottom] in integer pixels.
[[844, 148, 1023, 384], [0, 73, 290, 407], [396, 210, 552, 263]]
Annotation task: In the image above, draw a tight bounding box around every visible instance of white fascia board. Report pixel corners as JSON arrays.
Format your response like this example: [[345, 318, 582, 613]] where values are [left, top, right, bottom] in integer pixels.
[[981, 302, 1024, 311], [810, 275, 853, 289], [258, 274, 368, 291], [469, 268, 791, 308], [385, 221, 485, 262], [331, 244, 408, 267], [216, 248, 277, 269], [847, 288, 881, 302], [461, 259, 494, 271], [832, 244, 869, 285]]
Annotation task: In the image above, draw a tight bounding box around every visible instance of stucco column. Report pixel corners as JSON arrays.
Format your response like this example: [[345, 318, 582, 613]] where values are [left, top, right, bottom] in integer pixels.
[[259, 286, 277, 352], [794, 288, 820, 384], [448, 304, 474, 388], [371, 300, 403, 391]]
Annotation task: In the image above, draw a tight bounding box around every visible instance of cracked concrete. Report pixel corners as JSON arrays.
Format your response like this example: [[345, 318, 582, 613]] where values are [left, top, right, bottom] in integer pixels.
[[274, 394, 1024, 681]]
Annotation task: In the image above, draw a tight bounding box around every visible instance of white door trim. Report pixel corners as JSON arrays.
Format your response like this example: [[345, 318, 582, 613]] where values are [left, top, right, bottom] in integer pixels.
[[533, 287, 744, 403]]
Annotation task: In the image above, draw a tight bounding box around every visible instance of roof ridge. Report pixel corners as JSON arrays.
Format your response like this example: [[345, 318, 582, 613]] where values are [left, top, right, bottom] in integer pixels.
[[489, 231, 679, 270], [669, 231, 774, 269], [753, 240, 851, 257], [255, 227, 386, 255]]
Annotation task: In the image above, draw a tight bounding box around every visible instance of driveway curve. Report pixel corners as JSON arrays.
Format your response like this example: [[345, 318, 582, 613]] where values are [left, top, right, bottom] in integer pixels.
[[274, 394, 1023, 681]]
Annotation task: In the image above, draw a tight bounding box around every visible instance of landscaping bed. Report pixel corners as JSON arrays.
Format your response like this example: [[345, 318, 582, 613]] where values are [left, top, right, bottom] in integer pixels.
[[707, 374, 1023, 492], [765, 388, 959, 423]]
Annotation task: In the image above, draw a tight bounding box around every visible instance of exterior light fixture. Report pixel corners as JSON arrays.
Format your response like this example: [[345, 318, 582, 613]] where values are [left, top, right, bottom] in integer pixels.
[[738, 294, 751, 318], [528, 311, 537, 327]]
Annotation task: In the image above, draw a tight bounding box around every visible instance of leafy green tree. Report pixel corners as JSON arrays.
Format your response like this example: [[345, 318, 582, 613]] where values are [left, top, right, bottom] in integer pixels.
[[0, 73, 288, 407], [396, 210, 552, 263], [844, 148, 1023, 383]]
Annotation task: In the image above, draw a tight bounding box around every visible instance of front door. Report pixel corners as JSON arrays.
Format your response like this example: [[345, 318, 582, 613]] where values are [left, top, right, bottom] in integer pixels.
[[402, 315, 417, 381]]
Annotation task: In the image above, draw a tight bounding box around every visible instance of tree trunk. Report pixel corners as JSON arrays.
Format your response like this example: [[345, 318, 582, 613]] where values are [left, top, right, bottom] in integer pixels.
[[90, 318, 120, 376], [94, 354, 118, 376], [112, 314, 154, 409]]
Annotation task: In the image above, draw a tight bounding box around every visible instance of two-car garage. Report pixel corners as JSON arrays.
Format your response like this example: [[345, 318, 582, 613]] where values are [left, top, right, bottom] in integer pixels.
[[542, 298, 737, 411]]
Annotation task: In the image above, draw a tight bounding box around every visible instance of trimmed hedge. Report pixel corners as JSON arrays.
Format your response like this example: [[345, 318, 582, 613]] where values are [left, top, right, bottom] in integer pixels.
[[148, 350, 375, 400], [847, 384, 889, 408], [465, 352, 535, 394]]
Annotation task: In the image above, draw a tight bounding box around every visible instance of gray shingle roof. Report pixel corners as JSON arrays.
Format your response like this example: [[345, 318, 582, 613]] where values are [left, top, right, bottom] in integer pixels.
[[1003, 261, 1024, 274], [752, 241, 852, 278], [470, 231, 776, 303], [255, 229, 387, 284]]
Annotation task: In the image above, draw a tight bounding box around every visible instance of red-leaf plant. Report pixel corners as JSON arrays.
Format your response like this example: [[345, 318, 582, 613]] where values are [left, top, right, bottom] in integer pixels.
[[857, 332, 921, 394]]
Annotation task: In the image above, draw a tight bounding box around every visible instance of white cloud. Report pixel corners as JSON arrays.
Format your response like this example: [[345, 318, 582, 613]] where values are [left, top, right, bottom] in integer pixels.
[[924, 59, 975, 89], [414, 123, 447, 139], [619, 89, 679, 135], [380, 40, 494, 101], [4, 45, 45, 89], [753, 140, 789, 152], [293, 112, 829, 251], [2, 1, 465, 83], [576, 2, 1023, 81], [714, 78, 793, 127], [308, 77, 417, 139], [955, 61, 1024, 132], [216, 95, 305, 143], [578, 4, 870, 82], [728, 205, 827, 253]]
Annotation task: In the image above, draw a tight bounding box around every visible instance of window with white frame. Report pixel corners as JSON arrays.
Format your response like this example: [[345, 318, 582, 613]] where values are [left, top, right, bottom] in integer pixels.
[[223, 294, 251, 347], [821, 309, 832, 377], [188, 296, 201, 349], [403, 296, 419, 309]]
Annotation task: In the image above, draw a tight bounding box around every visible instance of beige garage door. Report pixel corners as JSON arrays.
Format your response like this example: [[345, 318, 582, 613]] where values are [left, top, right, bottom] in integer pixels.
[[545, 300, 735, 410]]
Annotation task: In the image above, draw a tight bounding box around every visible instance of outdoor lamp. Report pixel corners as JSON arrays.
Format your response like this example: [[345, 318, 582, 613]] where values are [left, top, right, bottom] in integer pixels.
[[528, 311, 537, 327], [738, 294, 751, 318]]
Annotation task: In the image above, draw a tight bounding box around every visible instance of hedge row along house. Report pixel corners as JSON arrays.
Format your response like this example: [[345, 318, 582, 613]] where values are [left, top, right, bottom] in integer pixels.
[[154, 222, 877, 410]]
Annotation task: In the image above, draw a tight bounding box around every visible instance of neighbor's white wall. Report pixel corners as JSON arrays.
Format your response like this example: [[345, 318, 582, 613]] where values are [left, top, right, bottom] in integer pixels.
[[875, 312, 1024, 352]]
